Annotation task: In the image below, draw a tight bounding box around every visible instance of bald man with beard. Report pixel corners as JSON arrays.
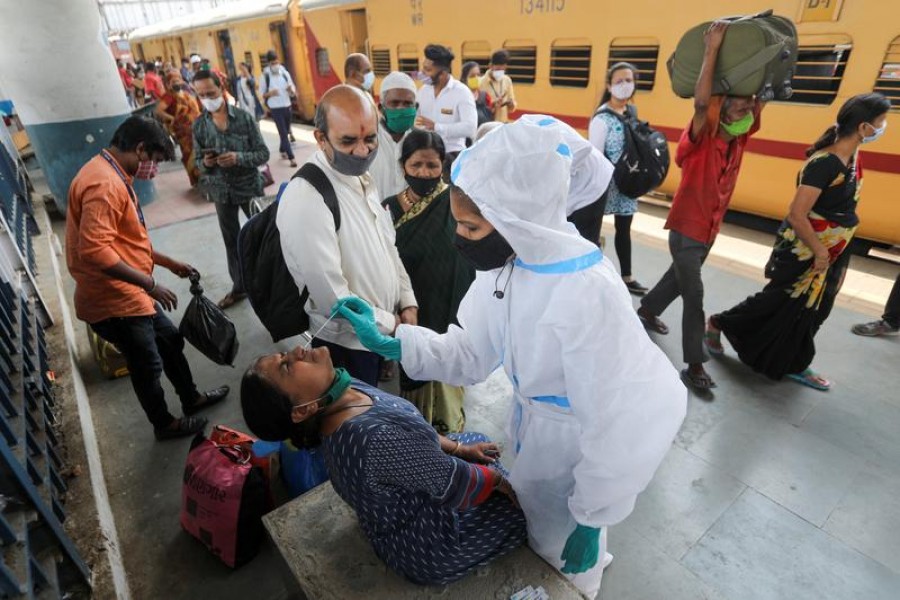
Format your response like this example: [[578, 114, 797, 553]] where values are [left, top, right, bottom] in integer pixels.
[[275, 85, 418, 386]]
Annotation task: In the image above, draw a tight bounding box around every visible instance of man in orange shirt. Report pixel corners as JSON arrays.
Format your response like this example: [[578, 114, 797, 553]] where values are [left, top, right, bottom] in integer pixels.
[[66, 116, 229, 440], [637, 22, 764, 391], [143, 62, 165, 101]]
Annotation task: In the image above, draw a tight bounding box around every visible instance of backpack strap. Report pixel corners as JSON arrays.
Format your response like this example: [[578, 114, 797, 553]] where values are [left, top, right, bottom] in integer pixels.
[[596, 106, 628, 123], [292, 163, 341, 231]]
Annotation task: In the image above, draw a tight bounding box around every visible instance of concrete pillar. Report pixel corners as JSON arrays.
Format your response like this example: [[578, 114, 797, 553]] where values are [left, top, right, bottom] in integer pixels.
[[0, 0, 154, 213]]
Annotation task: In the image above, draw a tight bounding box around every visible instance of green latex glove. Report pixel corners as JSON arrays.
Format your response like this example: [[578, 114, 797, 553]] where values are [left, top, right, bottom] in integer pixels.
[[332, 297, 402, 360], [560, 524, 601, 574]]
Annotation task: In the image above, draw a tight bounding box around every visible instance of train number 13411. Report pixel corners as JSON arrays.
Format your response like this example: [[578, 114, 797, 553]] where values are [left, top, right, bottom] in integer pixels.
[[520, 0, 566, 14]]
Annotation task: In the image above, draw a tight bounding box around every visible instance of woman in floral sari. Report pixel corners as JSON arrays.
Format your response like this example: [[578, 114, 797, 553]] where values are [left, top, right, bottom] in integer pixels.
[[382, 130, 476, 433], [706, 93, 890, 390], [156, 69, 202, 186]]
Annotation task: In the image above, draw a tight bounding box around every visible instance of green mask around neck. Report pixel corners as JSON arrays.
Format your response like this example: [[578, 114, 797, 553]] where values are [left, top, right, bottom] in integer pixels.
[[383, 106, 417, 134], [720, 112, 755, 137], [320, 367, 353, 406]]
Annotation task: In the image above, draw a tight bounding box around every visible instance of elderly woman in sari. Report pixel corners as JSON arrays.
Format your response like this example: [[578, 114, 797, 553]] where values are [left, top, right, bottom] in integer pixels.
[[382, 130, 476, 433], [706, 93, 891, 390], [156, 69, 202, 186], [241, 345, 526, 584]]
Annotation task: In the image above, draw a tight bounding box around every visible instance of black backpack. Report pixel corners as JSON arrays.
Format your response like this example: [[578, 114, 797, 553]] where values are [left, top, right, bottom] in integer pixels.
[[237, 163, 340, 342], [597, 105, 671, 199]]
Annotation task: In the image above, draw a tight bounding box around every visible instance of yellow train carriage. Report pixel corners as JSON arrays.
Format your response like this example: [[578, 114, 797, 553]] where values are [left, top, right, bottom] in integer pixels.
[[130, 0, 368, 121], [366, 0, 900, 247]]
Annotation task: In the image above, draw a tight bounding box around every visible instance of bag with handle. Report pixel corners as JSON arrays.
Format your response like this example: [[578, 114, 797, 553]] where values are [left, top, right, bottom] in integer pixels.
[[179, 273, 240, 365], [237, 163, 340, 342], [85, 323, 129, 379], [181, 432, 272, 568], [667, 9, 798, 101], [596, 105, 670, 199]]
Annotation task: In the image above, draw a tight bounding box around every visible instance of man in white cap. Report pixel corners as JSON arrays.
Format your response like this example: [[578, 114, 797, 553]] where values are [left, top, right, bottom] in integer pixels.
[[370, 71, 419, 201]]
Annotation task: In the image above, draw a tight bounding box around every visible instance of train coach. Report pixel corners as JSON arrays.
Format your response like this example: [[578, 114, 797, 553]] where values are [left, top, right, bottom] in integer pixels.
[[130, 0, 900, 248]]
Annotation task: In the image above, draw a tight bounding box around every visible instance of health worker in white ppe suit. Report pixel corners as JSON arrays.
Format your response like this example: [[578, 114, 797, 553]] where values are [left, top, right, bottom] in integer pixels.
[[334, 116, 686, 598]]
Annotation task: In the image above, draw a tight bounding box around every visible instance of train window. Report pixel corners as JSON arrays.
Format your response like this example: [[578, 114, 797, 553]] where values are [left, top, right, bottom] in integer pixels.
[[259, 53, 270, 69], [780, 35, 852, 105], [316, 48, 332, 77], [874, 37, 900, 110], [371, 47, 391, 77], [462, 41, 492, 74], [550, 40, 592, 88], [503, 40, 537, 85], [608, 38, 660, 92], [398, 44, 419, 76]]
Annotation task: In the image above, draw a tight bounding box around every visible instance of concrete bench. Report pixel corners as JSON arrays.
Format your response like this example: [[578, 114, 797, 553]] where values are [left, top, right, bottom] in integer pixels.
[[263, 482, 585, 600]]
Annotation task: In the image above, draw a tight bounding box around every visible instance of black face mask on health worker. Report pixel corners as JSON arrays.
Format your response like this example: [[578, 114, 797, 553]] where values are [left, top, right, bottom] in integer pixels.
[[454, 229, 515, 271]]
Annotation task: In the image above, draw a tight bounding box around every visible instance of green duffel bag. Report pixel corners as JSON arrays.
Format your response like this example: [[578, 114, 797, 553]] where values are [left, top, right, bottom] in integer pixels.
[[667, 9, 798, 101]]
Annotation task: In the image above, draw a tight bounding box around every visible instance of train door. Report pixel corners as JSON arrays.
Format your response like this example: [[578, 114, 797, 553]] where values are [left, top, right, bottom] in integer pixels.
[[216, 29, 238, 93], [340, 9, 368, 56], [269, 21, 293, 74]]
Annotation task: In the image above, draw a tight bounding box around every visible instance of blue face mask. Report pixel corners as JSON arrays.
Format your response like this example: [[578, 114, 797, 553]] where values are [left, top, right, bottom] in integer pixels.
[[862, 121, 887, 144]]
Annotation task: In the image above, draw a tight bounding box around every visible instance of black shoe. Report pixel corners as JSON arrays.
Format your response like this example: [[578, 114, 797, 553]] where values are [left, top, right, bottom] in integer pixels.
[[624, 279, 649, 296], [184, 385, 230, 416], [154, 415, 208, 441]]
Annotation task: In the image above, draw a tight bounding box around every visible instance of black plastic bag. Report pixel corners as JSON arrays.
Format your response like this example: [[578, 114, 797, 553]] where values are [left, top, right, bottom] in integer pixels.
[[179, 273, 239, 366]]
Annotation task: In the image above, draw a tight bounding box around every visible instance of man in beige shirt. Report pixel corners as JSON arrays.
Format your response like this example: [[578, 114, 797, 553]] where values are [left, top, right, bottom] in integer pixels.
[[479, 49, 517, 123]]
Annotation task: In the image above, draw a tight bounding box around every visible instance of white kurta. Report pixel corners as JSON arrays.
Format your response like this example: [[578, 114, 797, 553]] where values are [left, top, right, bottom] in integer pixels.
[[277, 151, 416, 350], [369, 124, 407, 201], [397, 117, 686, 598]]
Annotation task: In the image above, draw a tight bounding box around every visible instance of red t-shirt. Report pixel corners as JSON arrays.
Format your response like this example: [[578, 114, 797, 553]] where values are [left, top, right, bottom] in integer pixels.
[[665, 96, 761, 245], [144, 71, 165, 100]]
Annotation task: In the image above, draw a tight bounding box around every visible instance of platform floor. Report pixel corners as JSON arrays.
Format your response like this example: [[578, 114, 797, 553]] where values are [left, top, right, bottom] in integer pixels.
[[55, 123, 900, 600]]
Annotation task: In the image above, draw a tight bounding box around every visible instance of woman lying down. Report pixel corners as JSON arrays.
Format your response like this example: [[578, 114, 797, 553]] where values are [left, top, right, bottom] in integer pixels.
[[240, 345, 527, 584]]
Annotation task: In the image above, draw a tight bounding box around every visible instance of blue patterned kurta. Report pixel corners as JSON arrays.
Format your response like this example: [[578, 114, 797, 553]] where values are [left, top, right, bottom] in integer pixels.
[[322, 383, 527, 585], [594, 107, 639, 216]]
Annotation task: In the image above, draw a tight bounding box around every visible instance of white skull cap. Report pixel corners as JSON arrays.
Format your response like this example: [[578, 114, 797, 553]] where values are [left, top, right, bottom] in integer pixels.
[[379, 71, 417, 96]]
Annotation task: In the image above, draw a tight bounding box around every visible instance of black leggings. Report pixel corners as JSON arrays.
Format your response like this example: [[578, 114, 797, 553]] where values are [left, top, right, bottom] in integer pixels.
[[614, 214, 634, 277]]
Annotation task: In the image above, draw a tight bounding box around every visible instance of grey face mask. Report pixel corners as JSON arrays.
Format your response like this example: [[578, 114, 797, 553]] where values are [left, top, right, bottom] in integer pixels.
[[328, 142, 378, 177]]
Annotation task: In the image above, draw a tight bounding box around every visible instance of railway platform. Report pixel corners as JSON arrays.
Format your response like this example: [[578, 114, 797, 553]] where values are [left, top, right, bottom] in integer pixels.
[[32, 123, 899, 599]]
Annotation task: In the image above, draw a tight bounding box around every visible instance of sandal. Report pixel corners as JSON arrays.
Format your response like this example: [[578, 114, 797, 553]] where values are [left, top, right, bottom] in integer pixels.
[[638, 310, 669, 335], [217, 292, 247, 309], [705, 320, 725, 356], [155, 415, 208, 441], [184, 385, 230, 416], [680, 368, 717, 390], [624, 279, 649, 296], [786, 368, 831, 391]]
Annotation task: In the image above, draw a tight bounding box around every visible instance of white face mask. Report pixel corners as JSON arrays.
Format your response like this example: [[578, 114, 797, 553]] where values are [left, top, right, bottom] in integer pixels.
[[201, 96, 224, 112], [862, 121, 887, 144], [492, 69, 505, 81], [610, 81, 635, 100], [362, 71, 375, 91]]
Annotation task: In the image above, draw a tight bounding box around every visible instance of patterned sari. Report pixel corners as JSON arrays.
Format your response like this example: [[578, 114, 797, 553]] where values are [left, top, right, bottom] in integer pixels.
[[384, 184, 476, 433], [715, 154, 860, 379], [160, 90, 201, 186]]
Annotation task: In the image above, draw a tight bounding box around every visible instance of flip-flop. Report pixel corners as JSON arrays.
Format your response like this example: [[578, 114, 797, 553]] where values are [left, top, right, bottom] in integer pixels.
[[786, 369, 831, 391], [638, 312, 669, 335], [681, 368, 717, 390]]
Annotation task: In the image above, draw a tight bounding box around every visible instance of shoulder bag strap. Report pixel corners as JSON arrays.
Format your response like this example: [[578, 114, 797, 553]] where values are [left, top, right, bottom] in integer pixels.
[[294, 163, 341, 231]]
